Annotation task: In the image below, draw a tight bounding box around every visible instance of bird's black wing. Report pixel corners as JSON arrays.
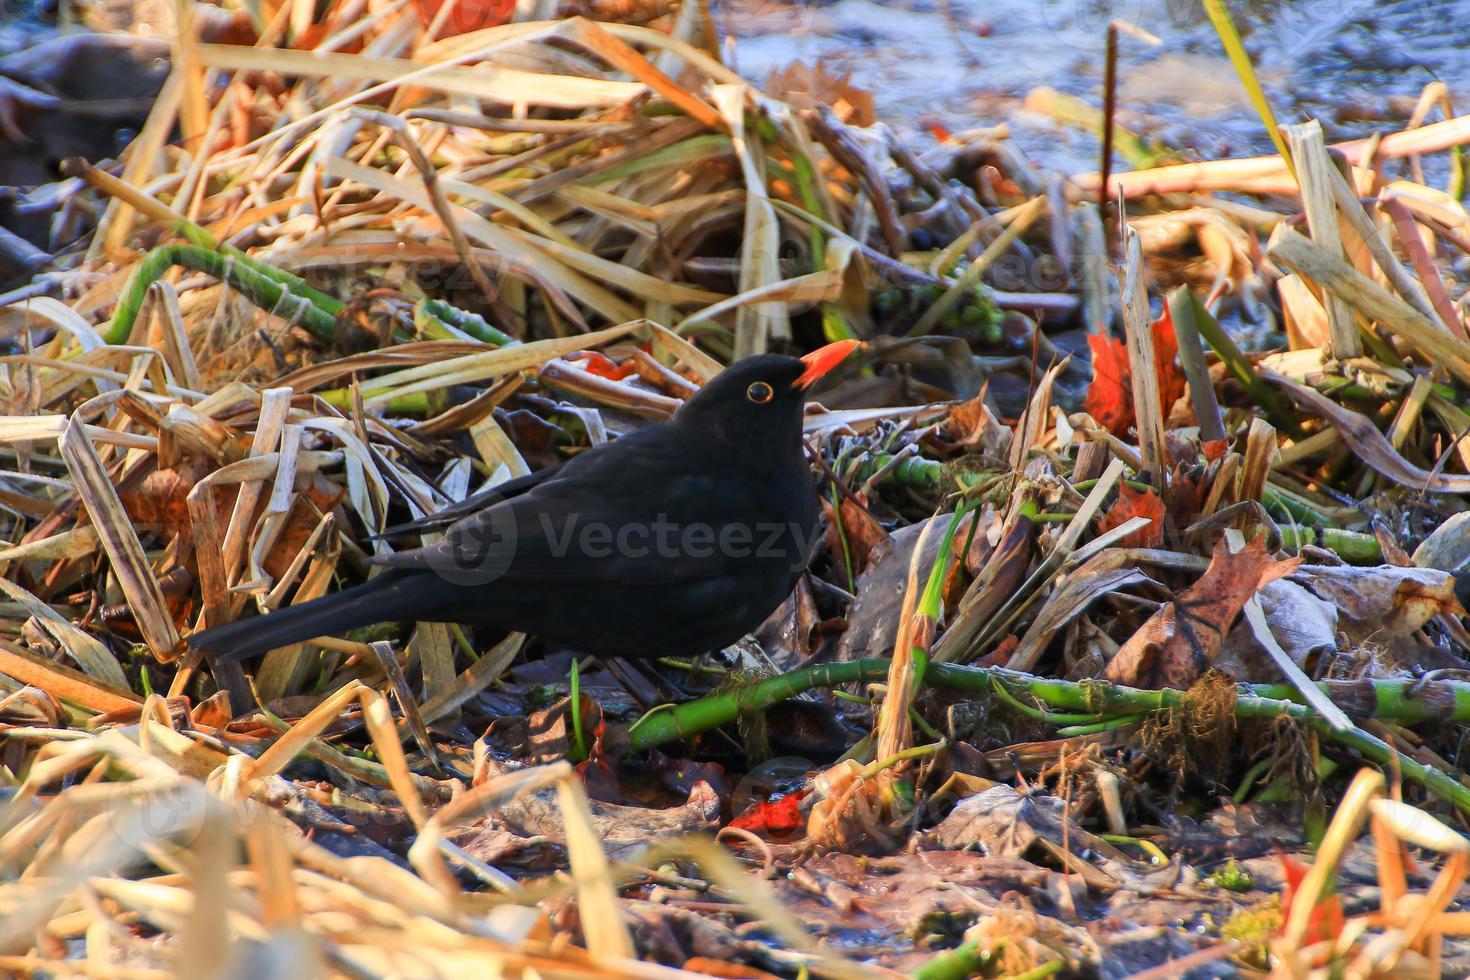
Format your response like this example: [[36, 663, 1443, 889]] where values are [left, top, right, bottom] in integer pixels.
[[377, 462, 564, 537], [369, 427, 786, 584]]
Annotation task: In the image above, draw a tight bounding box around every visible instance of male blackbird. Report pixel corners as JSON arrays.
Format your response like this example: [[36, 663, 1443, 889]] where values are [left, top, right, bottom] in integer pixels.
[[192, 340, 861, 664]]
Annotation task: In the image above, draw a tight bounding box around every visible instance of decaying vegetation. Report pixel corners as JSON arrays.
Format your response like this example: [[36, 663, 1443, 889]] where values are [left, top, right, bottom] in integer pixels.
[[3, 0, 1470, 976]]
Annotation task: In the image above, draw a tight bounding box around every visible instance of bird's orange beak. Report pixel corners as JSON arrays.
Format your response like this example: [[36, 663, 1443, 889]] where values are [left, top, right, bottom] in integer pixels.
[[794, 339, 861, 390]]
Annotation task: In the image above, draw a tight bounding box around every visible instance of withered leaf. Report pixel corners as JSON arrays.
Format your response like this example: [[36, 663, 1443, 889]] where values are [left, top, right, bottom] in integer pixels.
[[822, 492, 887, 577], [1102, 534, 1301, 689], [1097, 484, 1165, 549]]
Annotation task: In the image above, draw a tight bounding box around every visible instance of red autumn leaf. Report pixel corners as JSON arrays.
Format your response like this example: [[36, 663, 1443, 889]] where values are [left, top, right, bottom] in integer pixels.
[[1084, 307, 1188, 438], [1097, 484, 1165, 548], [729, 789, 808, 836], [1152, 306, 1188, 417], [1085, 331, 1133, 436], [1279, 851, 1345, 945], [572, 351, 638, 381]]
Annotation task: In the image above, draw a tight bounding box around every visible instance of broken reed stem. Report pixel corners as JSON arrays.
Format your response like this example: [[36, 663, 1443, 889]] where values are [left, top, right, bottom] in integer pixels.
[[628, 660, 1470, 813], [1282, 121, 1361, 357], [1099, 22, 1118, 221], [1268, 228, 1470, 383], [1325, 165, 1442, 329], [1119, 224, 1166, 486]]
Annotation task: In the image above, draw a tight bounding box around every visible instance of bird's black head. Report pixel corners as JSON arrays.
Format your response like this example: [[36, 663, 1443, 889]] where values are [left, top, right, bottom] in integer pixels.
[[675, 341, 860, 451]]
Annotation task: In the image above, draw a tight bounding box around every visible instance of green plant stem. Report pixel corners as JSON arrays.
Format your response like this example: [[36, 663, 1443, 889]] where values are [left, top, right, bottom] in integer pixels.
[[569, 659, 587, 763], [627, 661, 1470, 813], [108, 243, 340, 344], [1055, 712, 1149, 736], [416, 298, 516, 346], [1276, 523, 1382, 563], [1262, 484, 1339, 529], [1168, 286, 1227, 441], [829, 486, 857, 593], [849, 453, 986, 494], [912, 941, 988, 980], [316, 389, 433, 414]]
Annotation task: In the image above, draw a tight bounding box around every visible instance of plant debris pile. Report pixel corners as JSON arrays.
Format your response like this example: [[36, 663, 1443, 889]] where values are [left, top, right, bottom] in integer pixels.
[[3, 1, 1470, 977]]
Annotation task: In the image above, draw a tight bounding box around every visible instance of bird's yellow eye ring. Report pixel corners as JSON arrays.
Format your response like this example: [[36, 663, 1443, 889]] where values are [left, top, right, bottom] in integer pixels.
[[746, 381, 774, 404]]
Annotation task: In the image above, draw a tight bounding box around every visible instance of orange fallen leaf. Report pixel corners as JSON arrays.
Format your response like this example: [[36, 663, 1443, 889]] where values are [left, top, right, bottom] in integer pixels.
[[1202, 438, 1230, 462], [925, 121, 953, 142], [1152, 307, 1187, 417], [261, 478, 348, 581], [978, 634, 1020, 668], [1086, 331, 1133, 436], [1085, 307, 1188, 438], [571, 350, 637, 381], [729, 789, 808, 837], [117, 463, 211, 530], [765, 63, 876, 127], [1097, 484, 1165, 548], [1102, 534, 1301, 689], [682, 958, 783, 980]]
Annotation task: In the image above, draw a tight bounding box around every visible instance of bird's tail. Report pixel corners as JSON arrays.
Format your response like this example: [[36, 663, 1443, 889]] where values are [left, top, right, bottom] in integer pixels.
[[190, 570, 429, 663]]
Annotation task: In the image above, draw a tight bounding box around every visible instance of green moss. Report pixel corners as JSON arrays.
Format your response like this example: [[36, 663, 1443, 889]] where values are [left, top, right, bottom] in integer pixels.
[[1211, 858, 1254, 892], [1220, 896, 1281, 971]]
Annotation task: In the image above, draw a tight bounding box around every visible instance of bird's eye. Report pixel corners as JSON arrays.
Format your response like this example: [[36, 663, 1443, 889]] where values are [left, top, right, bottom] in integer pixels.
[[746, 381, 774, 404]]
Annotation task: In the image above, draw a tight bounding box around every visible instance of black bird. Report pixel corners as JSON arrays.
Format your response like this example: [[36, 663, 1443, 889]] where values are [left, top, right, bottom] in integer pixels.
[[192, 341, 861, 664]]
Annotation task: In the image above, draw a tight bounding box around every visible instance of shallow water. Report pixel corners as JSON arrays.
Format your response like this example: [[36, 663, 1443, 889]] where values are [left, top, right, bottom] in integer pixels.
[[729, 0, 1470, 179]]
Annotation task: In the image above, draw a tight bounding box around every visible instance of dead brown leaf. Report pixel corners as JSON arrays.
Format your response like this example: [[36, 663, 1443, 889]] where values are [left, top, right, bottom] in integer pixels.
[[764, 63, 876, 127], [1097, 484, 1165, 549], [1102, 535, 1301, 689], [822, 492, 887, 577], [943, 385, 1012, 458], [1292, 564, 1465, 640]]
